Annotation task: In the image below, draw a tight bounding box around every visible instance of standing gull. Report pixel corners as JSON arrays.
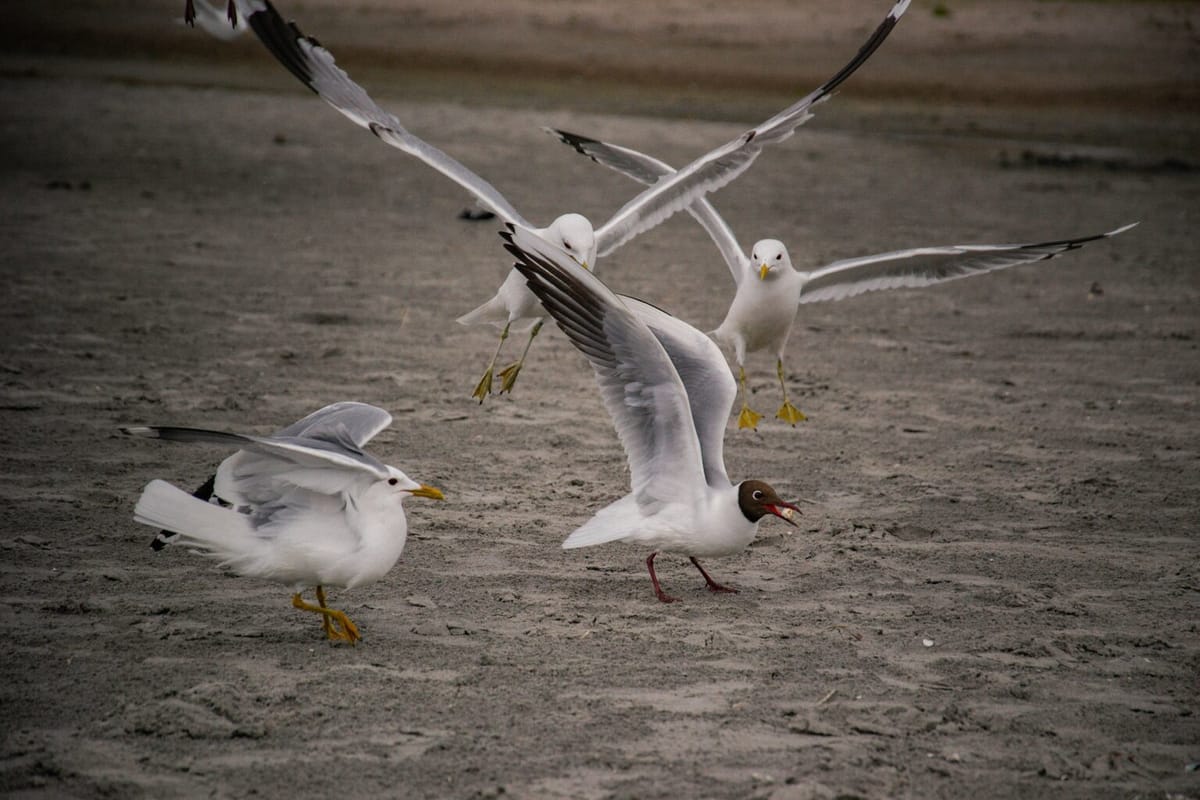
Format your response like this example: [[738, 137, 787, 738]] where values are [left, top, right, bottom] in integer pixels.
[[125, 402, 444, 643], [213, 0, 909, 401], [500, 225, 800, 603], [548, 129, 1138, 429]]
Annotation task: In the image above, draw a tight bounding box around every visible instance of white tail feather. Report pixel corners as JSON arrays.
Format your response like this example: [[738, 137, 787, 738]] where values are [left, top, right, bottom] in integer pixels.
[[561, 495, 642, 549], [134, 480, 258, 564]]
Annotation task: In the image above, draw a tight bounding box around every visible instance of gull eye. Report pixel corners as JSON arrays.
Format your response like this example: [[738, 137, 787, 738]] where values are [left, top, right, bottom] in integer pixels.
[[776, 253, 782, 260], [563, 241, 573, 250], [751, 253, 757, 261], [388, 478, 398, 486], [752, 490, 764, 501]]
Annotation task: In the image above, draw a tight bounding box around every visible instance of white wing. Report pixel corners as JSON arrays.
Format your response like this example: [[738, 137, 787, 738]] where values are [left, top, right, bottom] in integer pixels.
[[547, 128, 749, 285], [239, 0, 531, 226], [799, 223, 1138, 304], [618, 295, 736, 489], [500, 226, 709, 511], [592, 0, 910, 257]]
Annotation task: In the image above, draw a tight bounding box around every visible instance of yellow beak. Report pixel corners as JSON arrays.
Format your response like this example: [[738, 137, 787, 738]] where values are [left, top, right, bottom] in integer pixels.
[[581, 260, 591, 271], [759, 263, 770, 281], [407, 484, 445, 501]]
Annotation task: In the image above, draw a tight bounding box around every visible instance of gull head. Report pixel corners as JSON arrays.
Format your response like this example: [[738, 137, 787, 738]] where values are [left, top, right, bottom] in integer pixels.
[[750, 239, 792, 281], [737, 480, 800, 526], [372, 467, 445, 504], [549, 213, 597, 271]]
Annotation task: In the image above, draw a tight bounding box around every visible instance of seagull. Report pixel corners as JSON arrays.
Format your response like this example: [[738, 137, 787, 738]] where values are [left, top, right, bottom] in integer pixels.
[[124, 402, 444, 643], [499, 225, 800, 603], [212, 0, 910, 402], [547, 129, 1139, 429]]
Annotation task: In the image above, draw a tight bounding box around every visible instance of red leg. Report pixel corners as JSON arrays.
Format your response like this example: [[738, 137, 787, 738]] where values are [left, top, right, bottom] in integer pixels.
[[646, 552, 679, 603], [690, 557, 738, 594]]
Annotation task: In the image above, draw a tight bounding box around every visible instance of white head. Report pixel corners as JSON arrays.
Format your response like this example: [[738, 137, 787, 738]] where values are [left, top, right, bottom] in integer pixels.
[[549, 213, 597, 270], [750, 239, 793, 281], [363, 466, 445, 507]]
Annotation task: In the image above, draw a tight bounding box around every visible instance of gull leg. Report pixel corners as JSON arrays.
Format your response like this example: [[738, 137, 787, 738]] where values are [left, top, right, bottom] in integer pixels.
[[646, 552, 679, 604], [471, 321, 510, 403], [774, 357, 806, 425], [690, 557, 738, 594], [736, 366, 763, 430], [497, 320, 543, 394], [292, 589, 361, 644]]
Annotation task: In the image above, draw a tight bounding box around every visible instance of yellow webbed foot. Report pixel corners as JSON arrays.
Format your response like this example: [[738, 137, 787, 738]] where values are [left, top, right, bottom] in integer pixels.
[[496, 362, 522, 394], [737, 405, 763, 431], [471, 368, 494, 403], [327, 611, 361, 644], [776, 400, 807, 426]]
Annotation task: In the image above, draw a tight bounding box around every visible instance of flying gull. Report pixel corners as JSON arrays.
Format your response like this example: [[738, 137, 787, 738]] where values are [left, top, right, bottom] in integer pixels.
[[207, 0, 910, 401], [548, 128, 1138, 428]]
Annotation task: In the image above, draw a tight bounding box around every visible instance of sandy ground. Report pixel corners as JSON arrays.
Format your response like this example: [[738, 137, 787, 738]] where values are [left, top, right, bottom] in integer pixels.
[[2, 1, 1199, 798]]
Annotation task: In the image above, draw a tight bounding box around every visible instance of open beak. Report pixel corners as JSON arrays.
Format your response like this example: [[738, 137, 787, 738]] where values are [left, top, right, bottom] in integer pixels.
[[766, 501, 800, 526], [758, 263, 770, 281], [407, 484, 445, 501]]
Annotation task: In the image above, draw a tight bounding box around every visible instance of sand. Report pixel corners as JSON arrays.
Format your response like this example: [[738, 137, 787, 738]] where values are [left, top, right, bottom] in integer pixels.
[[1, 1, 1198, 798]]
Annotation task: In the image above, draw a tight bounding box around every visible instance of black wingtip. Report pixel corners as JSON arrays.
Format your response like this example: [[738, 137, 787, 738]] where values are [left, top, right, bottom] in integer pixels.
[[184, 0, 196, 26]]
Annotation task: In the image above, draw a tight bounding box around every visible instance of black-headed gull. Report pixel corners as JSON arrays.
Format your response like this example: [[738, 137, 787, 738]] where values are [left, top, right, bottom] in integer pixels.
[[124, 402, 444, 643], [547, 129, 1138, 429], [212, 0, 909, 401], [500, 226, 800, 603]]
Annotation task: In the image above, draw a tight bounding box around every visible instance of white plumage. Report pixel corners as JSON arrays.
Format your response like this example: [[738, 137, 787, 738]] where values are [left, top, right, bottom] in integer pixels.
[[125, 402, 444, 643], [548, 128, 1138, 429], [216, 0, 909, 400], [502, 226, 799, 604]]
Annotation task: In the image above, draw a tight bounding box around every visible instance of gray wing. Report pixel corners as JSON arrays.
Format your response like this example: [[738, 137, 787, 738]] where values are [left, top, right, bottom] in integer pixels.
[[592, 0, 909, 258], [500, 226, 709, 511], [799, 223, 1138, 304], [121, 422, 390, 481], [617, 295, 735, 490], [547, 128, 749, 285], [274, 401, 392, 447], [239, 0, 530, 226]]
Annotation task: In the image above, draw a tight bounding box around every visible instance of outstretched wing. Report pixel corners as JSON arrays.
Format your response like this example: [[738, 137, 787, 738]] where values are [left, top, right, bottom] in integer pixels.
[[120, 419, 388, 482], [799, 223, 1138, 304], [274, 401, 392, 447], [548, 128, 749, 285], [592, 0, 909, 257], [500, 226, 709, 511], [618, 295, 736, 489], [238, 0, 531, 226]]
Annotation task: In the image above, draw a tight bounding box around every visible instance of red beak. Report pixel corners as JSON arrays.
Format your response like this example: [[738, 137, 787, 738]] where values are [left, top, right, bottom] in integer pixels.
[[766, 501, 801, 527]]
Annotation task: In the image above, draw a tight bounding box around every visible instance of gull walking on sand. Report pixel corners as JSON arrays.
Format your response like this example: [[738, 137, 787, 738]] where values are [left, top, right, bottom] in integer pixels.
[[125, 402, 444, 643], [502, 225, 800, 603], [549, 129, 1138, 429], [207, 0, 910, 401]]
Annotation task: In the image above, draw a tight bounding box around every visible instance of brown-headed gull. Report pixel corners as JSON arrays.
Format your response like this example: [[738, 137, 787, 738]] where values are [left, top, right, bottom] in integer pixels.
[[500, 226, 800, 603], [547, 128, 1138, 429], [208, 0, 909, 401], [124, 402, 444, 643]]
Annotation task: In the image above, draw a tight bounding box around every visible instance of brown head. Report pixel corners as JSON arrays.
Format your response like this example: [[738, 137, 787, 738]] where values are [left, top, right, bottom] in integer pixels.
[[737, 480, 800, 526]]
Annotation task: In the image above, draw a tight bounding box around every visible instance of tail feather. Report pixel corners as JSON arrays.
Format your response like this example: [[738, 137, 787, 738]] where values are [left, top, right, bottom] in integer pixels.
[[456, 295, 508, 327], [135, 480, 257, 565], [152, 474, 217, 550], [561, 495, 641, 549]]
